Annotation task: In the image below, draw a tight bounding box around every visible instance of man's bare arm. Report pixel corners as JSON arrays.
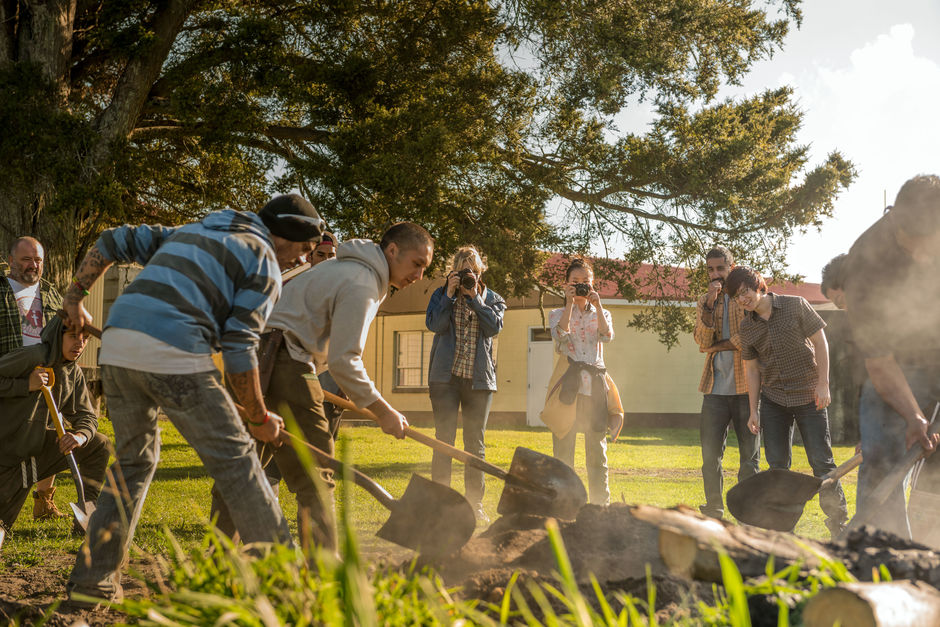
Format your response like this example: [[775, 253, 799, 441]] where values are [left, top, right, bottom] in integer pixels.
[[228, 369, 283, 443], [866, 355, 938, 452], [62, 247, 114, 334], [702, 339, 737, 353]]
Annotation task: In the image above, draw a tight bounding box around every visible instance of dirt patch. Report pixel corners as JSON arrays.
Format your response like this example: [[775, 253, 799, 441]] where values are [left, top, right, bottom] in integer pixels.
[[0, 552, 154, 626]]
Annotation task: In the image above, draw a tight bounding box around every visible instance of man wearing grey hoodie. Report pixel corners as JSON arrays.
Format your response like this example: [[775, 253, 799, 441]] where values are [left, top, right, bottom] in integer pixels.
[[212, 222, 433, 550]]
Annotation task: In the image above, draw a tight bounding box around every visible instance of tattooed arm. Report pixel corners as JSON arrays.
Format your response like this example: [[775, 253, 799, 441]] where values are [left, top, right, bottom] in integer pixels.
[[63, 247, 113, 336], [227, 369, 283, 443]]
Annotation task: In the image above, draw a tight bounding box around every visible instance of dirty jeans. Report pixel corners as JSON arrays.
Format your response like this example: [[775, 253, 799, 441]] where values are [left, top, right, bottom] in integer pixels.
[[699, 394, 760, 516], [760, 395, 847, 528], [553, 394, 609, 505], [69, 366, 291, 600], [0, 430, 110, 531], [212, 345, 337, 550], [429, 376, 492, 508], [853, 366, 940, 539]]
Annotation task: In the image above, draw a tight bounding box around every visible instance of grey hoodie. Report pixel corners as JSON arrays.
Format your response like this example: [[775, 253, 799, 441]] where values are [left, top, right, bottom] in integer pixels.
[[0, 316, 97, 464], [266, 239, 389, 408]]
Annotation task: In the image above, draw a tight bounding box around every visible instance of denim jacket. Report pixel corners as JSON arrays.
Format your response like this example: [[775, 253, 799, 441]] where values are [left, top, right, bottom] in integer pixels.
[[425, 284, 506, 390]]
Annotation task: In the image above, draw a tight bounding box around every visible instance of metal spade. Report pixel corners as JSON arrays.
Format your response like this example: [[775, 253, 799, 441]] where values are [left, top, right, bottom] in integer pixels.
[[37, 367, 94, 530], [727, 452, 862, 531], [280, 432, 475, 556], [321, 389, 588, 520]]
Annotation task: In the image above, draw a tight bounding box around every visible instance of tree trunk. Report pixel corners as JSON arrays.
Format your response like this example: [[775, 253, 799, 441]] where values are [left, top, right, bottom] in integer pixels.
[[802, 581, 940, 627], [630, 504, 837, 582]]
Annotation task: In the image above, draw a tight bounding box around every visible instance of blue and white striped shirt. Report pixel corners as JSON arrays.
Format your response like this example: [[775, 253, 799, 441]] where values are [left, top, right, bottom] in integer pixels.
[[98, 210, 281, 373]]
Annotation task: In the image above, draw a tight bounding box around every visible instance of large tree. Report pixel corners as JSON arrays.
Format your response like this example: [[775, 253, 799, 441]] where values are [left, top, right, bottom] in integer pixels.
[[1, 0, 853, 339]]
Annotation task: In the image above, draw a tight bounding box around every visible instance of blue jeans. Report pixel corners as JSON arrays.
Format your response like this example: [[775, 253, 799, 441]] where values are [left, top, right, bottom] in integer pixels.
[[854, 366, 939, 539], [760, 395, 847, 527], [700, 394, 760, 515], [429, 376, 493, 507], [69, 366, 291, 600]]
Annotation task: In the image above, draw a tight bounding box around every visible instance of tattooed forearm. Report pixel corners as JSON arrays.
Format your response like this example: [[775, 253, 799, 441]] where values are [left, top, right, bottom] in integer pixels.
[[64, 248, 114, 304], [227, 369, 267, 422]]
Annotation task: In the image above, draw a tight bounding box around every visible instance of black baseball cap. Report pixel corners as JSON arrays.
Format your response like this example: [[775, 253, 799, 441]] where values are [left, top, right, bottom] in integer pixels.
[[258, 194, 325, 242]]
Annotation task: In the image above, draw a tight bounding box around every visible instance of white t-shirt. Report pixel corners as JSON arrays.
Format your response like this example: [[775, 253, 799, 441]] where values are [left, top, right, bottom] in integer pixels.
[[99, 327, 216, 374], [7, 278, 44, 346]]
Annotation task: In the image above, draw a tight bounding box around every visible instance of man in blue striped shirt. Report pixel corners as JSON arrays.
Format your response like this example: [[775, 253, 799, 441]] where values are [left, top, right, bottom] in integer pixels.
[[65, 194, 324, 605]]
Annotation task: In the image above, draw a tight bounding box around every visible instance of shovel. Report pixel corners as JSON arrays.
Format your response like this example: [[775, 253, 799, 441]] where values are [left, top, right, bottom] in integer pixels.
[[36, 367, 94, 530], [319, 388, 588, 520], [278, 431, 475, 556], [727, 452, 863, 531]]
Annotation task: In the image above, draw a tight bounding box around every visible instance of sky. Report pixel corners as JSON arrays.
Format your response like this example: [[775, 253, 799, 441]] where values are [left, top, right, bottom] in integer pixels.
[[730, 0, 940, 281], [581, 0, 940, 282]]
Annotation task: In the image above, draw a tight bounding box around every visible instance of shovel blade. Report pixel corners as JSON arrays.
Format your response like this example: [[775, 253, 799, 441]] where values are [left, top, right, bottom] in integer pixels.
[[496, 447, 587, 520], [377, 474, 475, 557], [70, 500, 96, 532], [727, 469, 822, 531]]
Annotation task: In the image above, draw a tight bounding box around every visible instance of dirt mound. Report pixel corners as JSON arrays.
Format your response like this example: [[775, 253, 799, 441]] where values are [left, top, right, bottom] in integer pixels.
[[425, 504, 713, 615]]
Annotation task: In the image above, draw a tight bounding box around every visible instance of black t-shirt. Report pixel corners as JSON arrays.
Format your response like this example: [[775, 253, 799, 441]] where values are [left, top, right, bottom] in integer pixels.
[[843, 213, 940, 364]]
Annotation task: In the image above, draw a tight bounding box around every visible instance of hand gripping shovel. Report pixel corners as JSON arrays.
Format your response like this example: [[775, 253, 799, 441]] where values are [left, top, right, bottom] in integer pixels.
[[36, 367, 94, 530], [319, 388, 588, 520], [278, 431, 475, 556], [847, 402, 940, 533], [727, 452, 863, 531]]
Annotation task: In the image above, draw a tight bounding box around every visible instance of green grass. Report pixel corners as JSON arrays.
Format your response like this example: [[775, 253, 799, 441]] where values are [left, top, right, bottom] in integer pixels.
[[0, 420, 858, 571]]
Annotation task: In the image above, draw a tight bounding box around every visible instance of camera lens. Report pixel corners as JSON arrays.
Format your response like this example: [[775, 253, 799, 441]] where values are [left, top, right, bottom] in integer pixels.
[[460, 271, 476, 290], [575, 283, 590, 297]]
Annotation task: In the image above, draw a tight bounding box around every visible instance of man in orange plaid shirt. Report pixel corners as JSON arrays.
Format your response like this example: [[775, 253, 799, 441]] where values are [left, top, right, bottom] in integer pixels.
[[693, 246, 760, 519]]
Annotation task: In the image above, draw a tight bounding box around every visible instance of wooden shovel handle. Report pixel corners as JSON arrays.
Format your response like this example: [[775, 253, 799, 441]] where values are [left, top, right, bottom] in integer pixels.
[[279, 431, 396, 511], [819, 452, 863, 489], [232, 401, 395, 510], [321, 389, 511, 482], [849, 403, 940, 530]]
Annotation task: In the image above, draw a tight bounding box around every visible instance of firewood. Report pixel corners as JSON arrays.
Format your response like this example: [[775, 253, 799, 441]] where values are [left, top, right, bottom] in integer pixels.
[[802, 581, 940, 627], [630, 504, 837, 582]]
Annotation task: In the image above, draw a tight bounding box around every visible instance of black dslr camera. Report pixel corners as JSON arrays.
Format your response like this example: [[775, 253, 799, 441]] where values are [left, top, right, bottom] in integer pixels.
[[574, 283, 591, 297], [457, 268, 477, 290]]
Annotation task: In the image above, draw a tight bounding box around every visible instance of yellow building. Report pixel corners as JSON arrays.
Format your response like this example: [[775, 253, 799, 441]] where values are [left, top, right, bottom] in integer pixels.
[[362, 275, 831, 429]]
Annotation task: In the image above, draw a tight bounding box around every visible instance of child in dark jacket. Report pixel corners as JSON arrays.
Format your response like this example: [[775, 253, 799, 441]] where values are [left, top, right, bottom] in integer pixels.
[[0, 315, 109, 540]]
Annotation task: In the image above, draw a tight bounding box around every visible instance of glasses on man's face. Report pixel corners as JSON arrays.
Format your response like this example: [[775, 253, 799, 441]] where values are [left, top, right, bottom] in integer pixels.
[[734, 288, 754, 303]]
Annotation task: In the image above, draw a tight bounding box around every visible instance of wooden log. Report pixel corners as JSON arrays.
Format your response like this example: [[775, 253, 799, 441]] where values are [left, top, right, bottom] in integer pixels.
[[802, 581, 940, 627], [630, 504, 837, 582]]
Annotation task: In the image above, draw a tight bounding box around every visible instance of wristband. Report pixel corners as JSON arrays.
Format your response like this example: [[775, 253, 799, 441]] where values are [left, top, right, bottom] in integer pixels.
[[71, 277, 90, 296], [247, 411, 271, 426]]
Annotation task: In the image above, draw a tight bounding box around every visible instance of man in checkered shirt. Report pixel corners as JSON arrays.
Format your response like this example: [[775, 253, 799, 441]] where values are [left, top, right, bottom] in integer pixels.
[[726, 266, 848, 538]]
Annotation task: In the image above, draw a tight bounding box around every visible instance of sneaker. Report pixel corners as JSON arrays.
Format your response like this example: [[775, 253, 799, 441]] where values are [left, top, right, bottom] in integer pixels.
[[474, 504, 490, 525], [607, 413, 624, 442]]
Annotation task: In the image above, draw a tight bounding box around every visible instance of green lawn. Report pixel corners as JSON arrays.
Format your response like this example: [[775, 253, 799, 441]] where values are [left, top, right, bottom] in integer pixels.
[[0, 420, 858, 572]]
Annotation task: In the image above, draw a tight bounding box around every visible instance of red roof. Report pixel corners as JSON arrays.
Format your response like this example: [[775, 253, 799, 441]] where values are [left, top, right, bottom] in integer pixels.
[[543, 254, 828, 305]]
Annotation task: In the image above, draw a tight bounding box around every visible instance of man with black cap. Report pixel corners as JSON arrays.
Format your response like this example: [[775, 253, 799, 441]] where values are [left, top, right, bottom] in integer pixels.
[[64, 194, 324, 605]]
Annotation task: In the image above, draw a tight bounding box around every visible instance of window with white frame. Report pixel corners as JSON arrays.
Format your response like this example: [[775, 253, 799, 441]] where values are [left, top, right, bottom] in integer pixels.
[[394, 330, 434, 388]]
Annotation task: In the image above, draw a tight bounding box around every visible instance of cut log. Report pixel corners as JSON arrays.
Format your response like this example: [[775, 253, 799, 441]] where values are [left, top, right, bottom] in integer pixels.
[[802, 581, 940, 627], [631, 504, 837, 582]]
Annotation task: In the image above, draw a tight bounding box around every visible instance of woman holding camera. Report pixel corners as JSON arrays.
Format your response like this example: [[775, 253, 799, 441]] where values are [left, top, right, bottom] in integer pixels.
[[541, 257, 618, 505], [425, 246, 506, 523]]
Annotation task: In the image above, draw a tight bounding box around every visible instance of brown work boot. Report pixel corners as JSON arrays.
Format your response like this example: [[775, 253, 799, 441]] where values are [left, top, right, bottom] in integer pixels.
[[32, 487, 68, 520]]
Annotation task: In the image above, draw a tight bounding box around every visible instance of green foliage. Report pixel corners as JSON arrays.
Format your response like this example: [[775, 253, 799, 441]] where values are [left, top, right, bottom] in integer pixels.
[[2, 0, 854, 333]]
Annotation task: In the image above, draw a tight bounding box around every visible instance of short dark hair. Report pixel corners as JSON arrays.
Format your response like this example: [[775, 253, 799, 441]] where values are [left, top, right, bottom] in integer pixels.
[[705, 246, 733, 266], [820, 253, 848, 296], [889, 174, 940, 235], [565, 257, 593, 282], [379, 222, 434, 252], [724, 266, 767, 298]]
